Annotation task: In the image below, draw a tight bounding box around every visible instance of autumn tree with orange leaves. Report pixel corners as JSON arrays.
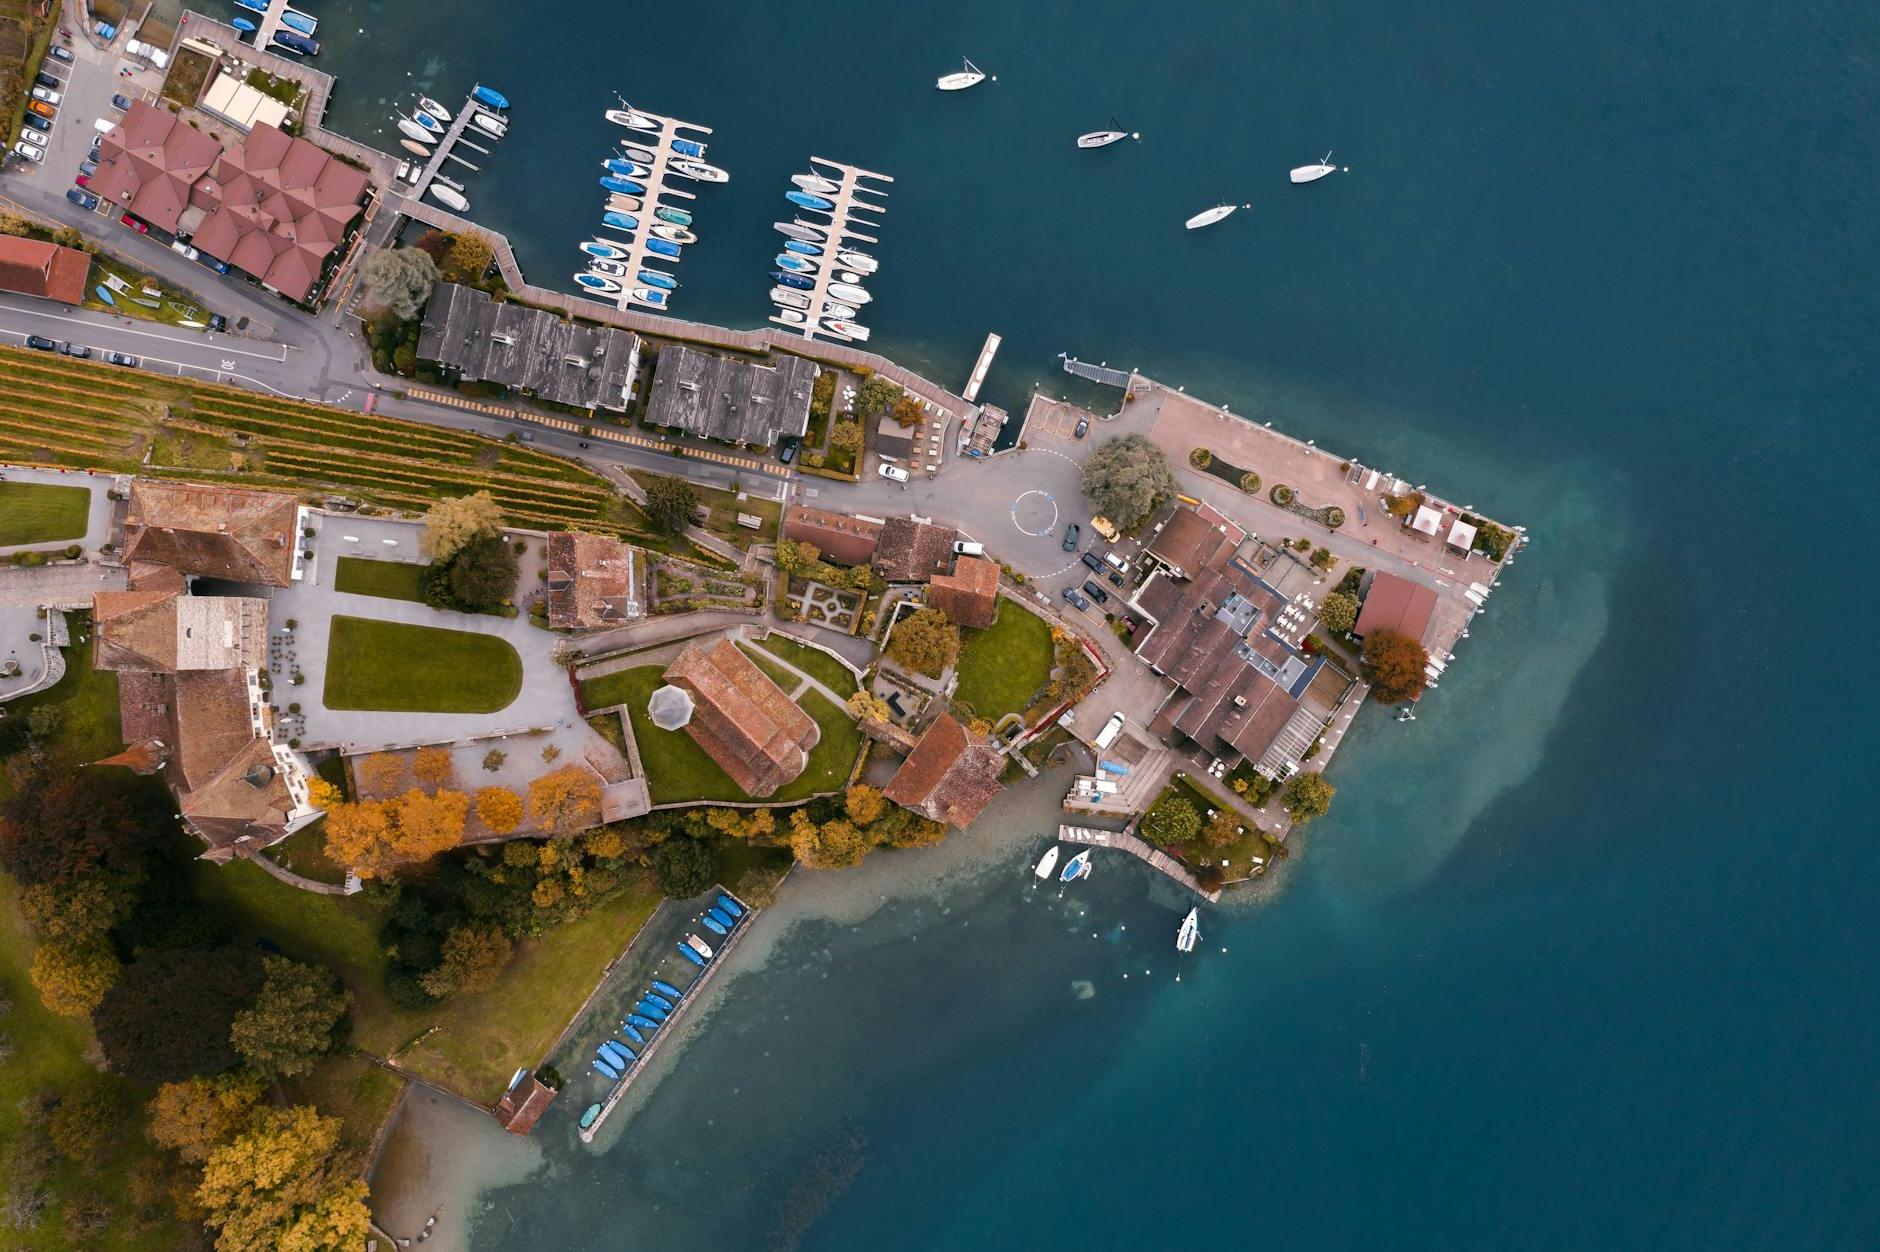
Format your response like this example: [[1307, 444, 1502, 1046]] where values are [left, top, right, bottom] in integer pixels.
[[528, 765, 602, 836], [322, 788, 469, 877]]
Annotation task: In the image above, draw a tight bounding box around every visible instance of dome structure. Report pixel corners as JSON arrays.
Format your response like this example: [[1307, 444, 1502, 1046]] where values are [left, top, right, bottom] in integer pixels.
[[647, 683, 695, 730]]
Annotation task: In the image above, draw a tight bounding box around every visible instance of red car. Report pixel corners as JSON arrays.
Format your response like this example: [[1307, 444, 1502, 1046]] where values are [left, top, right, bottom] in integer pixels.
[[120, 214, 147, 234], [74, 173, 90, 188]]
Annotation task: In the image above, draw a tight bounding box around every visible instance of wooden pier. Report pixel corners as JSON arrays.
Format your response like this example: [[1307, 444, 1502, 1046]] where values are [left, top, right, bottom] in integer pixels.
[[1058, 825, 1221, 902], [409, 91, 500, 204], [768, 157, 893, 344]]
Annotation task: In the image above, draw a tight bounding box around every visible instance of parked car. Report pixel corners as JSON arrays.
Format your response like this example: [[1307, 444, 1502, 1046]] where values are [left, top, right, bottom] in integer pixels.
[[105, 351, 139, 368], [877, 463, 910, 483], [777, 437, 798, 465], [31, 85, 61, 105], [953, 540, 985, 556], [1073, 417, 1089, 439], [169, 241, 199, 261], [111, 93, 132, 111], [13, 143, 43, 163], [74, 173, 89, 188], [59, 341, 91, 359], [1061, 586, 1091, 611], [199, 255, 230, 274], [25, 335, 57, 351], [27, 100, 55, 120], [48, 45, 73, 63], [22, 114, 51, 133], [1080, 551, 1104, 572], [120, 214, 147, 233], [1061, 522, 1080, 551], [65, 188, 98, 210], [34, 70, 59, 90], [1081, 581, 1110, 604], [78, 159, 97, 176], [1107, 569, 1126, 587]]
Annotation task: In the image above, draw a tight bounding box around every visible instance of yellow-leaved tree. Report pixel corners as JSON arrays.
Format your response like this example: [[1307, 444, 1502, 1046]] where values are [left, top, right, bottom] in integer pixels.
[[146, 1071, 268, 1163], [528, 765, 602, 836], [196, 1105, 369, 1252], [322, 789, 469, 878], [30, 938, 121, 1017], [474, 785, 524, 835]]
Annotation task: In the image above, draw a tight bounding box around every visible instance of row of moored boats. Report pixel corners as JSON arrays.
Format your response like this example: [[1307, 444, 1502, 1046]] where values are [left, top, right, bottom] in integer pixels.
[[229, 0, 320, 56], [386, 85, 511, 214], [767, 168, 886, 343], [574, 101, 730, 309], [1033, 844, 1201, 957]]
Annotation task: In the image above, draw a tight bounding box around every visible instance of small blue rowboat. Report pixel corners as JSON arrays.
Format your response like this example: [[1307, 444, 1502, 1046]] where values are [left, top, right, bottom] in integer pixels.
[[620, 1021, 646, 1045], [600, 176, 644, 196], [628, 1012, 661, 1032], [784, 239, 822, 256], [699, 913, 729, 936], [677, 942, 707, 966], [706, 907, 735, 929], [638, 269, 678, 290], [610, 1040, 638, 1063], [645, 237, 682, 259], [94, 286, 116, 305], [652, 979, 684, 999], [473, 84, 509, 110], [671, 137, 705, 158], [636, 998, 669, 1021], [592, 1058, 619, 1080], [231, 16, 258, 32], [644, 991, 675, 1012], [654, 206, 692, 226], [602, 211, 638, 233], [599, 1041, 632, 1067], [772, 270, 814, 290], [593, 1051, 621, 1078], [280, 8, 316, 34], [716, 895, 745, 919], [775, 254, 815, 273], [786, 190, 832, 211], [604, 158, 651, 178]]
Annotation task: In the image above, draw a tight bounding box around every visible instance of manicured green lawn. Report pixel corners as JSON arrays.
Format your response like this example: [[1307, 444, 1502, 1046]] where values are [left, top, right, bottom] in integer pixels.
[[0, 625, 122, 803], [758, 632, 859, 697], [0, 480, 92, 546], [953, 601, 1055, 720], [333, 556, 429, 603], [737, 642, 804, 693], [608, 664, 860, 803], [321, 615, 523, 713]]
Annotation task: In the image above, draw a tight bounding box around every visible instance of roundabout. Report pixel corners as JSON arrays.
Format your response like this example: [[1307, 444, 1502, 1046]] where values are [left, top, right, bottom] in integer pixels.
[[1010, 488, 1060, 538]]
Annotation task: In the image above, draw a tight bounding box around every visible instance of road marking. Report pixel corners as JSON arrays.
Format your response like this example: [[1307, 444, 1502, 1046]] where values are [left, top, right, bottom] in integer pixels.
[[0, 307, 288, 360]]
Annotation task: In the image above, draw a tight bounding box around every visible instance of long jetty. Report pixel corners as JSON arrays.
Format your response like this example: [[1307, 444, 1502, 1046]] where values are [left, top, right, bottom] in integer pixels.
[[1059, 824, 1221, 902]]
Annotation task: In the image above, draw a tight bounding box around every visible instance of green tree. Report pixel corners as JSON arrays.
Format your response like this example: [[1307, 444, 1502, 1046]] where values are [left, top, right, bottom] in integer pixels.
[[1317, 590, 1359, 634], [93, 947, 264, 1084], [445, 532, 520, 610], [1283, 771, 1336, 824], [854, 375, 902, 421], [358, 246, 438, 320], [1140, 795, 1201, 847], [19, 873, 139, 944], [887, 608, 960, 677], [1080, 433, 1176, 530], [829, 419, 862, 451], [643, 474, 697, 534], [419, 926, 513, 998], [1360, 628, 1430, 703], [229, 957, 352, 1079], [48, 1080, 131, 1164], [421, 491, 504, 560], [651, 836, 716, 898]]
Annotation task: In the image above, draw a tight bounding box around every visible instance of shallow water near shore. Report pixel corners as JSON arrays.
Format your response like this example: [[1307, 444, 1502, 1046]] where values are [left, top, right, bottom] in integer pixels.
[[344, 0, 1879, 1245]]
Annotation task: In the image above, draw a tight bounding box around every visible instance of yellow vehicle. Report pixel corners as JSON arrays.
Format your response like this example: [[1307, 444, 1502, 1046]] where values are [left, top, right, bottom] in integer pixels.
[[1089, 515, 1120, 543]]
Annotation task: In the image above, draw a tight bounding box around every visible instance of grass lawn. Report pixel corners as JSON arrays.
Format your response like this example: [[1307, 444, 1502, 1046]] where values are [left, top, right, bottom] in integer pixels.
[[322, 616, 523, 713], [0, 625, 121, 803], [736, 642, 803, 693], [953, 601, 1055, 720], [757, 633, 858, 697], [605, 665, 861, 804], [261, 820, 349, 884], [333, 557, 428, 604], [0, 481, 92, 546], [628, 470, 782, 549]]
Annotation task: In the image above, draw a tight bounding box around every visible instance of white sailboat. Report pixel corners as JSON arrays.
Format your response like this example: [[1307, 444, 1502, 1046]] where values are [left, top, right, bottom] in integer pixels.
[[427, 184, 468, 212], [1033, 845, 1061, 881], [1059, 850, 1092, 882], [1176, 908, 1200, 953], [1289, 151, 1342, 183], [1077, 117, 1138, 148], [1185, 203, 1245, 230], [936, 57, 990, 91]]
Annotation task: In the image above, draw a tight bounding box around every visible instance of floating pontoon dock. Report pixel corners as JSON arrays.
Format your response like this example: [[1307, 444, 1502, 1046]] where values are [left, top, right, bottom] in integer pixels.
[[585, 101, 718, 313], [408, 90, 506, 206], [769, 156, 893, 343]]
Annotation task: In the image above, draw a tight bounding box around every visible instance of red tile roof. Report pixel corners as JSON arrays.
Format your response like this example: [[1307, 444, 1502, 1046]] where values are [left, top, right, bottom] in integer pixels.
[[882, 713, 1005, 829], [1354, 571, 1438, 644], [90, 102, 223, 234], [495, 1076, 557, 1135], [662, 639, 820, 798], [872, 517, 957, 582], [0, 236, 90, 305], [123, 481, 299, 586], [1148, 503, 1245, 578], [928, 556, 999, 629], [782, 505, 882, 567], [545, 532, 639, 628]]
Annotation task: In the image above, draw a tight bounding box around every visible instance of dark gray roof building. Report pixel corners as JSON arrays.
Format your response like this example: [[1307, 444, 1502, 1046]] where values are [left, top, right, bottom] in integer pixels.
[[417, 283, 640, 412], [643, 345, 817, 447]]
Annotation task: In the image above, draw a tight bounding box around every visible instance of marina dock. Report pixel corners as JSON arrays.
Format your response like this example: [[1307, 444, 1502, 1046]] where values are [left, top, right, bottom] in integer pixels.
[[408, 91, 504, 207], [1060, 354, 1134, 388], [1058, 825, 1222, 902], [590, 103, 716, 313], [963, 332, 1002, 403], [769, 156, 893, 343]]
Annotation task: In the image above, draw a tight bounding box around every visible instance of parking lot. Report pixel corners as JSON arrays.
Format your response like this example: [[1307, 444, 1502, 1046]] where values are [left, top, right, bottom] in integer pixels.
[[1025, 395, 1101, 444]]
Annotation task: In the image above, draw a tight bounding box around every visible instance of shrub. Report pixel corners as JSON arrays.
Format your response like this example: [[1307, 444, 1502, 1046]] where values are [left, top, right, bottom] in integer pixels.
[[1270, 484, 1294, 506], [1189, 447, 1213, 469], [63, 544, 81, 560], [1325, 507, 1346, 528], [1239, 471, 1261, 494], [288, 703, 302, 715]]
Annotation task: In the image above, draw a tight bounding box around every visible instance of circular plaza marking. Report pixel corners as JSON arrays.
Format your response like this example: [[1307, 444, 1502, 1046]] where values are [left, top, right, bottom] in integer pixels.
[[1011, 489, 1059, 537]]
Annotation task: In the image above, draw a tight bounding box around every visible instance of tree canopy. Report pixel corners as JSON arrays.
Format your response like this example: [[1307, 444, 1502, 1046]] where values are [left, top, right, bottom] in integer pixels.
[[1283, 771, 1335, 823], [887, 608, 960, 677], [788, 813, 873, 869], [418, 925, 513, 998], [854, 375, 902, 421], [420, 491, 503, 561], [358, 247, 438, 321], [322, 788, 469, 879], [1080, 434, 1176, 530], [229, 956, 352, 1078], [1317, 590, 1360, 635], [439, 231, 495, 284], [1140, 795, 1201, 847], [0, 768, 150, 886], [195, 1106, 369, 1252], [643, 474, 698, 534], [474, 786, 524, 834], [94, 946, 264, 1083], [528, 765, 603, 836], [30, 937, 121, 1017], [147, 1072, 268, 1164], [443, 532, 519, 610], [651, 836, 716, 898], [1360, 628, 1430, 703]]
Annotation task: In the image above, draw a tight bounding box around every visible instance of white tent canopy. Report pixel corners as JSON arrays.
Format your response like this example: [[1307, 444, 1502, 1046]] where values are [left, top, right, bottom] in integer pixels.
[[1411, 505, 1443, 536], [1447, 519, 1478, 551]]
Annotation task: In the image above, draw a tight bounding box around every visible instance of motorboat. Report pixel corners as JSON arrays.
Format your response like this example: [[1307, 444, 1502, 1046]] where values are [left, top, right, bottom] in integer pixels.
[[654, 978, 686, 997], [699, 912, 729, 936], [580, 1104, 602, 1129], [592, 1055, 621, 1080], [824, 301, 859, 320], [670, 137, 705, 158], [638, 269, 679, 290], [676, 941, 707, 966], [394, 160, 411, 182], [586, 259, 629, 277], [776, 308, 807, 325], [600, 175, 644, 196], [1077, 117, 1137, 148], [627, 1012, 662, 1032], [602, 211, 638, 232], [398, 138, 431, 157], [1059, 849, 1092, 882], [646, 237, 682, 259], [771, 287, 811, 309], [651, 223, 696, 244], [620, 143, 656, 163], [773, 270, 814, 291], [936, 57, 988, 91], [269, 29, 318, 55], [775, 221, 825, 241], [604, 157, 652, 178], [620, 1020, 646, 1045], [607, 194, 641, 213], [396, 117, 437, 144], [574, 272, 622, 294], [684, 934, 715, 961], [628, 287, 668, 308], [783, 239, 822, 256], [827, 281, 871, 304], [233, 0, 267, 11], [786, 190, 832, 211], [716, 895, 745, 919], [231, 16, 258, 33], [835, 249, 876, 273], [775, 253, 817, 273], [671, 159, 728, 183], [605, 107, 660, 130], [1185, 203, 1242, 229], [280, 9, 317, 36], [412, 110, 444, 135], [1177, 908, 1200, 953], [834, 269, 864, 284], [655, 206, 693, 226], [1290, 151, 1340, 183], [822, 318, 869, 341], [1034, 845, 1061, 880], [645, 990, 676, 1011], [471, 112, 506, 137], [417, 96, 451, 124], [428, 184, 468, 212], [705, 907, 735, 930], [473, 84, 509, 110], [792, 172, 839, 195]]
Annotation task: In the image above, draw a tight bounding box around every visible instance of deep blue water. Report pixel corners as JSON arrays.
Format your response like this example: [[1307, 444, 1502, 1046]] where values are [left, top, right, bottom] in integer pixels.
[[329, 0, 1880, 1245]]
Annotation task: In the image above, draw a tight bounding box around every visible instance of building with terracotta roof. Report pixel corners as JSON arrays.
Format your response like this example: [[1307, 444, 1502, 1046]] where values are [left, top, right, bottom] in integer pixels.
[[0, 236, 90, 305], [1353, 570, 1439, 643], [94, 587, 267, 672], [782, 505, 882, 567], [545, 531, 641, 629], [927, 556, 1000, 629], [123, 481, 301, 586], [494, 1073, 557, 1135], [88, 102, 222, 235], [1145, 501, 1246, 579], [872, 517, 957, 582], [660, 638, 820, 797], [882, 713, 1005, 829]]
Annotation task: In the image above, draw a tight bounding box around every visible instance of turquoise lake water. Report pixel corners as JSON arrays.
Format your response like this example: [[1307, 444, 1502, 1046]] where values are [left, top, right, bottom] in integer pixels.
[[319, 0, 1880, 1245]]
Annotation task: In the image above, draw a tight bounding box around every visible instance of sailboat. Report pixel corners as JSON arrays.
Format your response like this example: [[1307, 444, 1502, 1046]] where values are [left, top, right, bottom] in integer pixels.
[[427, 184, 468, 212], [1185, 203, 1244, 229], [936, 57, 989, 91], [396, 117, 438, 144], [775, 221, 825, 242], [1077, 117, 1138, 148], [1034, 845, 1061, 881], [1176, 908, 1200, 953], [792, 172, 840, 195], [1059, 850, 1092, 883], [1289, 151, 1341, 183], [605, 106, 660, 130], [417, 96, 451, 124]]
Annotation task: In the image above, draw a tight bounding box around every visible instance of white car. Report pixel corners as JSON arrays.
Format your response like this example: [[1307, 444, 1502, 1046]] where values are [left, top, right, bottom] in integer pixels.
[[12, 142, 43, 163], [19, 129, 48, 149], [31, 86, 61, 105], [877, 463, 910, 483], [170, 241, 200, 261]]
